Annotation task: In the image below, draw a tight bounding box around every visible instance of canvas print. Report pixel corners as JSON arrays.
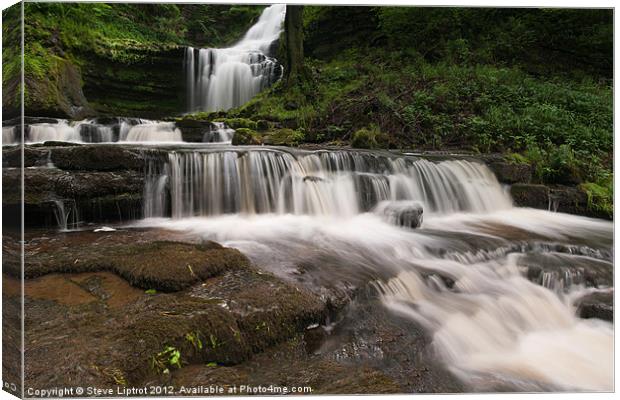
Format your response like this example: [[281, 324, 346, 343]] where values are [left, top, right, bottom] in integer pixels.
[[1, 2, 614, 397]]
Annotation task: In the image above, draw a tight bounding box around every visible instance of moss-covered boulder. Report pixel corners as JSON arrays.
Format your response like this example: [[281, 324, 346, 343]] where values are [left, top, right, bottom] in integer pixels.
[[232, 128, 262, 145]]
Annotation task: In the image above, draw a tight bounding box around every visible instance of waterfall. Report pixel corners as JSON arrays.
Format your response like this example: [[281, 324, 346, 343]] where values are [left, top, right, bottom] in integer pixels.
[[184, 4, 285, 112], [2, 126, 17, 145], [202, 122, 236, 143], [143, 149, 512, 219]]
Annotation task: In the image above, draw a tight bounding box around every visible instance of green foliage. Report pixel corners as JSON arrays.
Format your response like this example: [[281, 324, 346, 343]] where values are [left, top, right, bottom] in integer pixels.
[[580, 179, 613, 217], [151, 346, 182, 374], [376, 8, 612, 79], [145, 289, 157, 295]]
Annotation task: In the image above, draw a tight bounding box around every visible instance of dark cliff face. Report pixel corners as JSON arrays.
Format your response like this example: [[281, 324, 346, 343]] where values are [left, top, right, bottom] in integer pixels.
[[80, 47, 186, 119], [4, 3, 265, 120]]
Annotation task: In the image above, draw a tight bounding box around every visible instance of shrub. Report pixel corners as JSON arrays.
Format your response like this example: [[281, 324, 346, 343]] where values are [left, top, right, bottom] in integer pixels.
[[351, 125, 389, 149]]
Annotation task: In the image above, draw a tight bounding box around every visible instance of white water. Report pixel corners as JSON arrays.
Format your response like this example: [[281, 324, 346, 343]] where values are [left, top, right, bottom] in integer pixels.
[[185, 4, 285, 112], [2, 126, 17, 144], [138, 147, 613, 392], [28, 121, 82, 143], [9, 119, 187, 144], [120, 121, 182, 142]]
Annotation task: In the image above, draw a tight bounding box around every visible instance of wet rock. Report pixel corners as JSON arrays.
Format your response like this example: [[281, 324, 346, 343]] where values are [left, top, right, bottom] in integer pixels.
[[355, 174, 389, 211], [174, 118, 213, 142], [3, 167, 144, 227], [3, 146, 50, 168], [520, 252, 612, 289], [50, 144, 144, 171], [375, 201, 423, 229], [510, 184, 550, 209], [576, 292, 613, 322], [488, 161, 532, 184]]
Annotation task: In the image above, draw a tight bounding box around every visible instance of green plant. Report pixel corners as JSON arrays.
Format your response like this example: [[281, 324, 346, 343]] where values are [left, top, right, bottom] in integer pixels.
[[151, 346, 182, 374], [580, 180, 613, 217], [185, 332, 203, 351], [351, 125, 388, 149]]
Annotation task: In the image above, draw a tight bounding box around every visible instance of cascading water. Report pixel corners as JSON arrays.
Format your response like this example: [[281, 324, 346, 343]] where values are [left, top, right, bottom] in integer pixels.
[[143, 149, 512, 218], [139, 146, 613, 392], [28, 121, 82, 143], [184, 4, 285, 112]]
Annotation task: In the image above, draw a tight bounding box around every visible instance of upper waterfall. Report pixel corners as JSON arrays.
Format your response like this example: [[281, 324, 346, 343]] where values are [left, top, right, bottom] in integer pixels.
[[184, 4, 286, 112]]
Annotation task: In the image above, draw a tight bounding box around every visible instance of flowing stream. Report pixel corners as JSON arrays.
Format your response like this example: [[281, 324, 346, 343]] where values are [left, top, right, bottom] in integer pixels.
[[138, 146, 613, 392], [7, 2, 613, 391]]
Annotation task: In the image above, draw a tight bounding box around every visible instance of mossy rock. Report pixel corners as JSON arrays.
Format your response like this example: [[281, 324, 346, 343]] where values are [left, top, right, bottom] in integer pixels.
[[263, 128, 305, 146], [232, 128, 262, 145], [214, 117, 257, 130]]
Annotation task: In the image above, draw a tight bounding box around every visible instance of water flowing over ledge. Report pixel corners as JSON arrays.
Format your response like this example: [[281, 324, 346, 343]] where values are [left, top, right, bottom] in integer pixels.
[[143, 148, 513, 218], [1, 118, 236, 144]]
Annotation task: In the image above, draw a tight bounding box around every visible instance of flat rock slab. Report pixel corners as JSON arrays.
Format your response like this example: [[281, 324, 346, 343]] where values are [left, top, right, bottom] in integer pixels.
[[3, 228, 328, 390], [5, 229, 250, 292]]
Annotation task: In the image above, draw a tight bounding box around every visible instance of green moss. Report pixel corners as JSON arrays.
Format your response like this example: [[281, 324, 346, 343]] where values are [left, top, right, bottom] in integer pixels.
[[580, 180, 613, 217], [264, 128, 305, 146]]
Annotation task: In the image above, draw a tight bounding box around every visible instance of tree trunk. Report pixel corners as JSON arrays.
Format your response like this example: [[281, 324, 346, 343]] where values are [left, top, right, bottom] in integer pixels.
[[283, 5, 304, 86]]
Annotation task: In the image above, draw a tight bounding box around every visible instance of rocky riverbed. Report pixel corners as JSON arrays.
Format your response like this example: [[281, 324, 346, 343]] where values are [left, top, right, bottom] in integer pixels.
[[2, 142, 613, 395], [3, 227, 463, 394]]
